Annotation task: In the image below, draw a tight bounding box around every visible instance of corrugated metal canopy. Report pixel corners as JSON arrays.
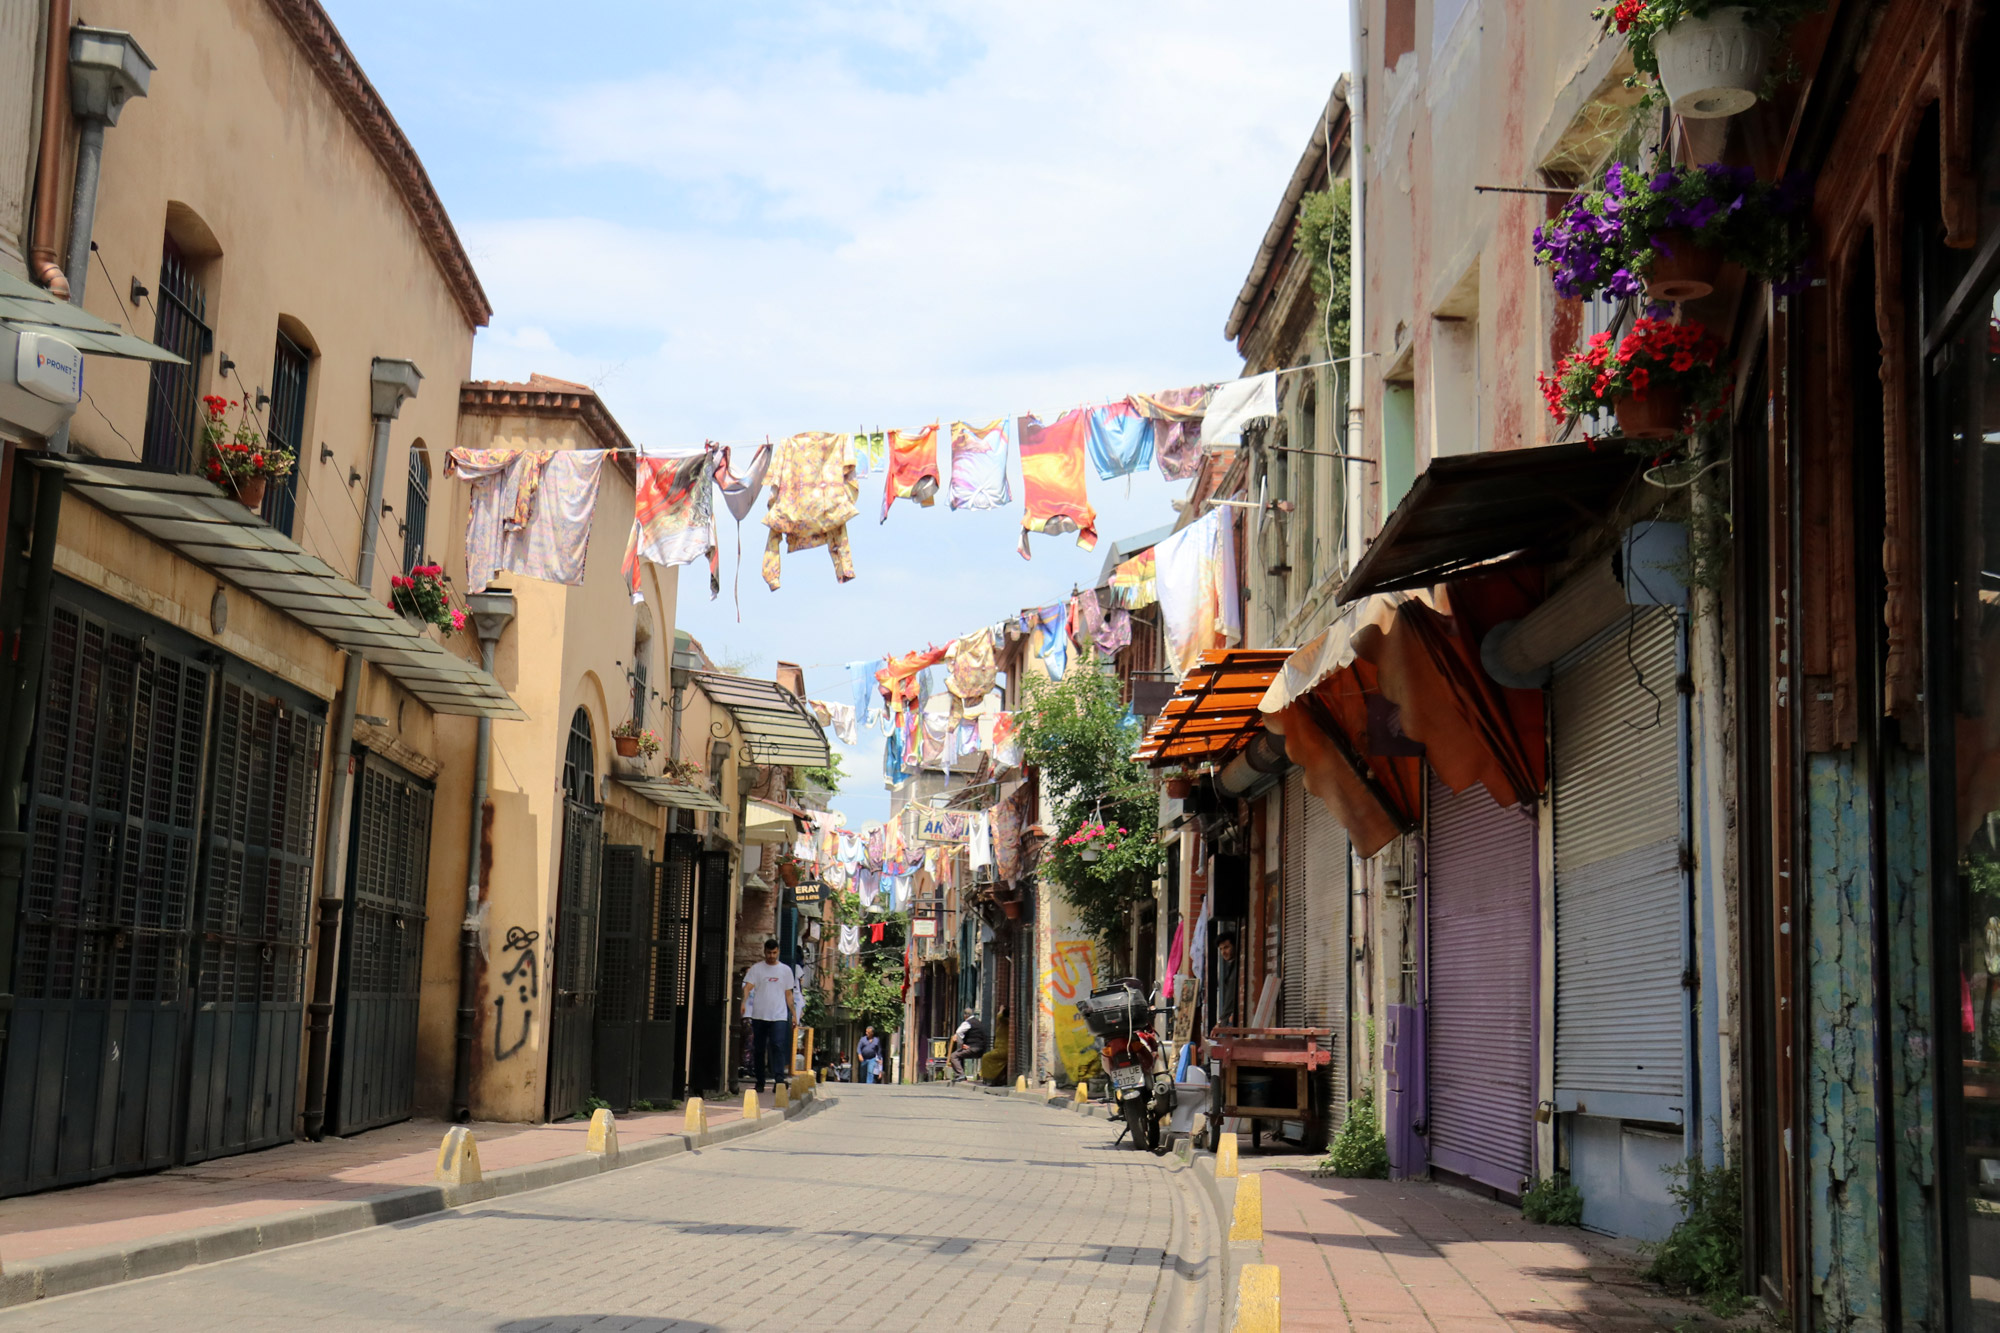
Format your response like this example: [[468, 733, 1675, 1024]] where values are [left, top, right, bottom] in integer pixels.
[[1337, 441, 1642, 603], [695, 671, 831, 767], [0, 269, 184, 363], [1134, 648, 1294, 767], [34, 456, 524, 719], [617, 778, 728, 813]]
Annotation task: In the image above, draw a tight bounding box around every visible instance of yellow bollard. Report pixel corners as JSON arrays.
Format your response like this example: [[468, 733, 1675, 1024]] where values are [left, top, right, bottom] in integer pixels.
[[1015, 1075, 1028, 1092], [434, 1126, 481, 1185], [743, 1088, 760, 1120], [774, 1080, 791, 1110], [1229, 1172, 1263, 1243], [585, 1108, 619, 1157], [684, 1096, 706, 1135], [1216, 1131, 1239, 1178], [1044, 1079, 1056, 1098], [1075, 1082, 1088, 1104], [1231, 1263, 1280, 1333]]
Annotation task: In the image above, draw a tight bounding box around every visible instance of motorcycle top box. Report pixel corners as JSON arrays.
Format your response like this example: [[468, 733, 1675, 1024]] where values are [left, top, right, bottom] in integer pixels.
[[1076, 984, 1150, 1041]]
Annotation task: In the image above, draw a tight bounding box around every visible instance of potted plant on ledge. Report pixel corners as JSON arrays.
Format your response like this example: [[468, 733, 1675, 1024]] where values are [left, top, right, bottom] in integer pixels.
[[389, 565, 464, 637], [1538, 316, 1729, 441], [201, 394, 296, 511], [658, 755, 701, 784]]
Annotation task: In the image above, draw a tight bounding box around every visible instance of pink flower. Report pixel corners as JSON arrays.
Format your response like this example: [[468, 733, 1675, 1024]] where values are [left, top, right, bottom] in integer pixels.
[[450, 608, 467, 630]]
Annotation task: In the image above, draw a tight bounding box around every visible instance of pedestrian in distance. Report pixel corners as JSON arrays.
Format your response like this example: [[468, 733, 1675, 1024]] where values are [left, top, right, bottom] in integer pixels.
[[741, 939, 799, 1095], [856, 1025, 883, 1084], [948, 1008, 987, 1080]]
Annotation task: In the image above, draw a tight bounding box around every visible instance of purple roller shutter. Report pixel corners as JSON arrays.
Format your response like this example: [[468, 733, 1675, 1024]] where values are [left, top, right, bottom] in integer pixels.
[[1425, 772, 1536, 1197]]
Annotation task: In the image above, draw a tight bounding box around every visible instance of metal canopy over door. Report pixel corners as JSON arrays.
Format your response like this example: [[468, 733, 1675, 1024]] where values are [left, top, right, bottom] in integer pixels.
[[1552, 608, 1687, 1240], [1426, 773, 1536, 1196], [0, 598, 212, 1195], [329, 754, 433, 1136], [184, 674, 326, 1164], [545, 708, 604, 1122]]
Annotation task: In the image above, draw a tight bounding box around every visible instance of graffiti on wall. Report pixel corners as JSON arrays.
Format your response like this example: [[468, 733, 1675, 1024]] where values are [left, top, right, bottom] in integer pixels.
[[494, 925, 540, 1061], [1042, 932, 1103, 1081]]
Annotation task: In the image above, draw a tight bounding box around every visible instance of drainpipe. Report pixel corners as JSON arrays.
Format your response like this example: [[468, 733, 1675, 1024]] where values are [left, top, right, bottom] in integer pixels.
[[1344, 10, 1367, 572], [451, 588, 514, 1122], [60, 28, 153, 304], [28, 0, 71, 296], [302, 358, 422, 1140]]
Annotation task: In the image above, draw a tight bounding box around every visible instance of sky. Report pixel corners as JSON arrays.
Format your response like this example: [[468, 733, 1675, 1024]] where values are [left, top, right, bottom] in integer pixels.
[[326, 0, 1351, 824]]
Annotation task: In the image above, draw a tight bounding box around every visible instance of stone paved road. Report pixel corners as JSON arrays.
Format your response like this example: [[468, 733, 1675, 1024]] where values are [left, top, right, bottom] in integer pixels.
[[0, 1087, 1199, 1333]]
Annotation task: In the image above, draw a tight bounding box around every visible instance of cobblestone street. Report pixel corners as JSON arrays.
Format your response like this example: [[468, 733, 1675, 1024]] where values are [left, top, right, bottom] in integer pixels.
[[0, 1089, 1195, 1333]]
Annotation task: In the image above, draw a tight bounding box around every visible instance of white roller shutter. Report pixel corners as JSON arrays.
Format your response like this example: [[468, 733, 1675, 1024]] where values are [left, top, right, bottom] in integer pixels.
[[1552, 608, 1687, 1124]]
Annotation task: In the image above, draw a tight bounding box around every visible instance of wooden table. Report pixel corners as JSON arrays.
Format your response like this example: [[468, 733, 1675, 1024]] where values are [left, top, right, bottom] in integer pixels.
[[1207, 1026, 1335, 1150]]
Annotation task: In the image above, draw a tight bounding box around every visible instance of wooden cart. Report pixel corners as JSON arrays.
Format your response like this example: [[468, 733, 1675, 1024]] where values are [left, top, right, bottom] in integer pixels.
[[1205, 1026, 1334, 1152]]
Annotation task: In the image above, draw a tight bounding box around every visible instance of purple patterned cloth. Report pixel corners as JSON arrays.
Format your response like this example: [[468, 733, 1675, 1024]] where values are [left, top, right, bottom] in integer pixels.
[[1130, 384, 1217, 482]]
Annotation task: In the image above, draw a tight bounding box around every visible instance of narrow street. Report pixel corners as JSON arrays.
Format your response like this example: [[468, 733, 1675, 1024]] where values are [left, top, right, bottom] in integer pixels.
[[0, 1089, 1197, 1333]]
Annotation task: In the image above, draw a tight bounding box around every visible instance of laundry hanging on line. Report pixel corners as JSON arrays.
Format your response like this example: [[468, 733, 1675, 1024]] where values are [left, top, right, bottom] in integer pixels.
[[949, 419, 1013, 511], [762, 431, 859, 590], [1016, 410, 1097, 558], [880, 424, 941, 521], [624, 445, 719, 604], [1085, 401, 1155, 480], [449, 447, 606, 593]]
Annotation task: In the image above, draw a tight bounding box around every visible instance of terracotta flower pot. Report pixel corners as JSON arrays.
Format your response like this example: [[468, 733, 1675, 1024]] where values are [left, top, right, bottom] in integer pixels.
[[778, 861, 801, 887], [1000, 897, 1023, 921], [1165, 777, 1194, 800], [1615, 385, 1688, 441], [615, 735, 640, 758], [228, 475, 267, 511], [1644, 230, 1723, 302]]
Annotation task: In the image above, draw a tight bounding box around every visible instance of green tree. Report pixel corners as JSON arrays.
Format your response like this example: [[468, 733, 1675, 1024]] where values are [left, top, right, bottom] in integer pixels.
[[1015, 658, 1163, 946]]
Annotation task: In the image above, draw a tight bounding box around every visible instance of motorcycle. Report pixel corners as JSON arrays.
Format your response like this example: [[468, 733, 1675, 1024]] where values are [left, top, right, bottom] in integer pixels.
[[1077, 978, 1174, 1154]]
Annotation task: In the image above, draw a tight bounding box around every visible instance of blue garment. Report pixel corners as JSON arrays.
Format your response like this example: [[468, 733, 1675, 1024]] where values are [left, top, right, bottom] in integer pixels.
[[884, 727, 910, 786], [1085, 403, 1156, 480], [1021, 603, 1068, 680], [851, 659, 883, 731]]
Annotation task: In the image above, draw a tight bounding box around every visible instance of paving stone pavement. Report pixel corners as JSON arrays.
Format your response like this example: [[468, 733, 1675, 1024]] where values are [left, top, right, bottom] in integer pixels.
[[0, 1087, 1189, 1333]]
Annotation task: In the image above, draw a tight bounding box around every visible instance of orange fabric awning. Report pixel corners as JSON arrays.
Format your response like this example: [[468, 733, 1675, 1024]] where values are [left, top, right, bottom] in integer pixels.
[[1134, 648, 1294, 768]]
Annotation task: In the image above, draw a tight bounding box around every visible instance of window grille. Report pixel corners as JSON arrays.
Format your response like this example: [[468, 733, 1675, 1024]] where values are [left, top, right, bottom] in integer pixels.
[[141, 238, 210, 474], [402, 446, 430, 573], [563, 707, 595, 805], [263, 331, 309, 536]]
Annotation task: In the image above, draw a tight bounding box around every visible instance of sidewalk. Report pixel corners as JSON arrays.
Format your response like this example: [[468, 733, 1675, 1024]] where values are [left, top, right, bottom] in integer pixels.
[[0, 1101, 741, 1268], [1260, 1170, 1759, 1332]]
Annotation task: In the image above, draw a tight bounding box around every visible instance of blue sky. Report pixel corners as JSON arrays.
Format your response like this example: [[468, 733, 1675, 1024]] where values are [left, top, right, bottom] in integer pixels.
[[327, 0, 1350, 823]]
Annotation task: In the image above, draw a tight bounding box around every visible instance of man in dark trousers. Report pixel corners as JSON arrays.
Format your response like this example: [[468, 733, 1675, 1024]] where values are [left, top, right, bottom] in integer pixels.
[[740, 938, 798, 1095], [949, 1008, 987, 1080], [856, 1025, 883, 1083]]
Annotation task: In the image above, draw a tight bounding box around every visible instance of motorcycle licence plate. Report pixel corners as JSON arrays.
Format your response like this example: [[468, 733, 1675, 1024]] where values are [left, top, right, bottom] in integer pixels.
[[1109, 1064, 1146, 1091]]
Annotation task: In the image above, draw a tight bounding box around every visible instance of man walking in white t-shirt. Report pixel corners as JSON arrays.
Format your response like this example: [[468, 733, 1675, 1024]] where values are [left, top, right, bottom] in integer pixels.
[[741, 938, 799, 1095]]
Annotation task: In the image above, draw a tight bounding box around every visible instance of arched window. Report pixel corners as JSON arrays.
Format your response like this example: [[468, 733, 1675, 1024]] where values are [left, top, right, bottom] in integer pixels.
[[562, 707, 595, 805], [402, 444, 431, 573]]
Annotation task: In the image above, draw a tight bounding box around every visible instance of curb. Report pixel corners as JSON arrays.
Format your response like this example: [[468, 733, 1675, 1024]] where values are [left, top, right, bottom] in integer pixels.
[[0, 1088, 833, 1309]]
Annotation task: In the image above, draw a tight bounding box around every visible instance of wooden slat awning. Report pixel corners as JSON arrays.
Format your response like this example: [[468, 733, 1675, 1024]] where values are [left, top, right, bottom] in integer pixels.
[[1133, 648, 1294, 767]]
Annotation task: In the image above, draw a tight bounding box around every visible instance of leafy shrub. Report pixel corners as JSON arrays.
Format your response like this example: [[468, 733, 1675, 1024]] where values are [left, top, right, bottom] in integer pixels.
[[1644, 1158, 1746, 1316], [1522, 1173, 1585, 1227], [1315, 1085, 1389, 1179]]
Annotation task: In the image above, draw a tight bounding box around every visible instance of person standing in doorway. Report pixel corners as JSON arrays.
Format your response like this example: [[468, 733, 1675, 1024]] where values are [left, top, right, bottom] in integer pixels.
[[741, 939, 798, 1095], [1211, 933, 1240, 1036], [856, 1025, 883, 1084]]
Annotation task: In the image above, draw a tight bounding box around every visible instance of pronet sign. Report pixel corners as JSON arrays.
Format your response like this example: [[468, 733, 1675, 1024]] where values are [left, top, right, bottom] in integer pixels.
[[17, 331, 84, 406]]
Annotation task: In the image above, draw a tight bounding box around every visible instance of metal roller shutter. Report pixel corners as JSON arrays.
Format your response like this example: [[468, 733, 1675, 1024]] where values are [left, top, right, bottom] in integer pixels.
[[1302, 795, 1350, 1127], [1280, 773, 1307, 1028], [1426, 773, 1536, 1195], [1552, 609, 1685, 1122]]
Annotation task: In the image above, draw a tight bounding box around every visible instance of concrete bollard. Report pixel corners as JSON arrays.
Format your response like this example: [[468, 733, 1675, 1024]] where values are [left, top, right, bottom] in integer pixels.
[[743, 1089, 760, 1121], [586, 1108, 619, 1158], [1044, 1079, 1057, 1098], [1231, 1263, 1280, 1333], [684, 1096, 707, 1135], [774, 1080, 791, 1110], [435, 1126, 481, 1185], [1015, 1075, 1028, 1092], [1216, 1131, 1239, 1178], [1229, 1172, 1263, 1244]]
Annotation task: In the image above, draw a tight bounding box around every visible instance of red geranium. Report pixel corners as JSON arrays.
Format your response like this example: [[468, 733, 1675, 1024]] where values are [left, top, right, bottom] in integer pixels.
[[1538, 317, 1729, 436]]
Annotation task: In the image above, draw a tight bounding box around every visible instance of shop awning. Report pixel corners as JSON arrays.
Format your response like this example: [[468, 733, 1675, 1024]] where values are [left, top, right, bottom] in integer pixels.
[[1134, 648, 1294, 768], [1337, 441, 1643, 603], [693, 671, 831, 768], [34, 457, 523, 718], [0, 269, 183, 363], [744, 798, 800, 844], [617, 777, 728, 813]]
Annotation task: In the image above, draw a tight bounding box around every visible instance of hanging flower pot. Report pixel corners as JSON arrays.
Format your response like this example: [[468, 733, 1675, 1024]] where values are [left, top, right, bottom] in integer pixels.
[[1080, 845, 1102, 863], [228, 475, 268, 511], [1614, 384, 1688, 440], [1642, 229, 1723, 303], [200, 394, 295, 518], [1164, 775, 1195, 801], [1651, 7, 1774, 120], [615, 735, 640, 758], [777, 860, 801, 888]]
